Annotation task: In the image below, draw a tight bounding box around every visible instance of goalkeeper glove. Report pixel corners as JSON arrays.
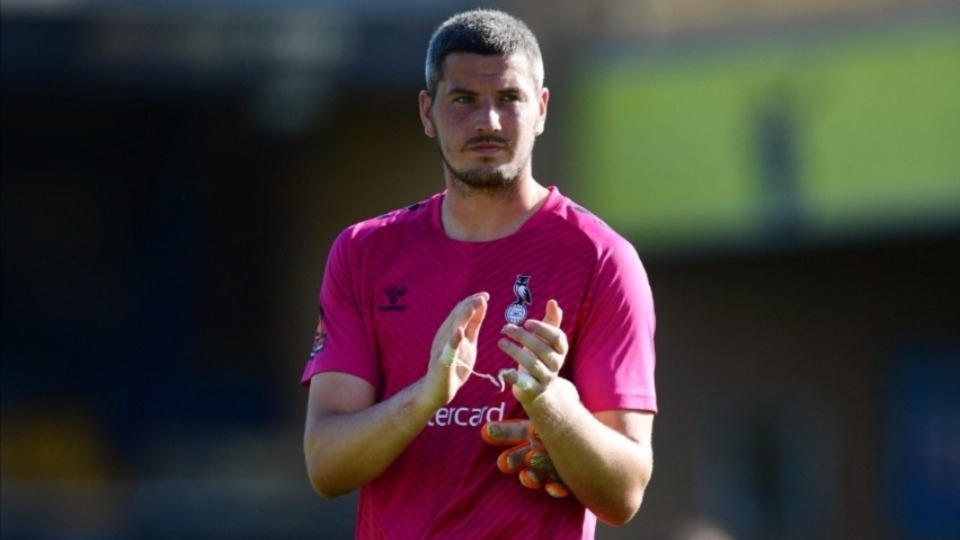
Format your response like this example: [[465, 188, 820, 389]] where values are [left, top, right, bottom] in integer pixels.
[[481, 419, 570, 498]]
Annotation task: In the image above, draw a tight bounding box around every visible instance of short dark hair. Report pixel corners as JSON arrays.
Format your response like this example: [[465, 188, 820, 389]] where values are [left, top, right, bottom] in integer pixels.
[[424, 9, 544, 97]]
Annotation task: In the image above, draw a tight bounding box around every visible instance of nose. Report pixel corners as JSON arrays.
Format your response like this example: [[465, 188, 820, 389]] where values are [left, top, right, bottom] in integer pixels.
[[476, 101, 501, 133]]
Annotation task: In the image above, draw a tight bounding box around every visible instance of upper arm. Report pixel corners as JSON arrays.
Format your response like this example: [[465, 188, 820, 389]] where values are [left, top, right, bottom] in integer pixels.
[[306, 372, 378, 422], [594, 409, 654, 446], [572, 241, 657, 414]]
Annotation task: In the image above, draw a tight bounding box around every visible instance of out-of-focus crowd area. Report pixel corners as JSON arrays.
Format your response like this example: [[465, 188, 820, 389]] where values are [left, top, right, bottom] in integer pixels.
[[2, 1, 958, 539]]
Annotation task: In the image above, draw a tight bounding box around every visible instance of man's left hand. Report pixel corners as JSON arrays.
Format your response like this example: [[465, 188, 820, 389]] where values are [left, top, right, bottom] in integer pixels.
[[481, 418, 570, 498], [497, 299, 574, 404]]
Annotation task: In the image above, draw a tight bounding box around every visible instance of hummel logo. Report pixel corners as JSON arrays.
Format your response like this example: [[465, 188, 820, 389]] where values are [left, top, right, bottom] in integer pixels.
[[379, 286, 407, 312]]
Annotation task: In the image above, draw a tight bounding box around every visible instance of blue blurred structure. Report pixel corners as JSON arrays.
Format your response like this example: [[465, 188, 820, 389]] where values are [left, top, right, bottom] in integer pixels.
[[2, 1, 958, 539], [883, 338, 960, 538]]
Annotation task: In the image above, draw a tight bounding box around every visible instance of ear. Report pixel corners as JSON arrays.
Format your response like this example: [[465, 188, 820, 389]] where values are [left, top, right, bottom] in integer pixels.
[[419, 90, 436, 138], [535, 86, 549, 136]]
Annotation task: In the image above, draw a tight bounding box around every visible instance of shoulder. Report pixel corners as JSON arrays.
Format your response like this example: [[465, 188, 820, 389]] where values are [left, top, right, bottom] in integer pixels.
[[335, 194, 438, 249], [324, 194, 438, 276], [545, 190, 639, 261]]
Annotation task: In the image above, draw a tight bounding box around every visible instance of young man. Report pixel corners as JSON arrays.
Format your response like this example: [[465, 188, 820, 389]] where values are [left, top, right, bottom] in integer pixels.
[[302, 9, 656, 539]]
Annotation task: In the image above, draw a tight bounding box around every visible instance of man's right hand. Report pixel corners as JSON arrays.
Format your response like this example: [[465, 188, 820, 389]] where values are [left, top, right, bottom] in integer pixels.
[[424, 292, 489, 408]]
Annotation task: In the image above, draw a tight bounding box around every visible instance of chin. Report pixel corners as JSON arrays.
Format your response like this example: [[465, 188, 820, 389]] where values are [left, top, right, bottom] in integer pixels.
[[455, 168, 520, 191], [441, 150, 528, 193]]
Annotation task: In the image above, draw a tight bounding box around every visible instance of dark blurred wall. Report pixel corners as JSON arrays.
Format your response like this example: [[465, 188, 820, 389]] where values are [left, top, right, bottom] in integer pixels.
[[0, 86, 282, 443]]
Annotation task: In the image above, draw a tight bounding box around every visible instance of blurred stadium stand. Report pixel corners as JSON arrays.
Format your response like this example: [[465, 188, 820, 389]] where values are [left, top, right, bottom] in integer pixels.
[[2, 1, 958, 539]]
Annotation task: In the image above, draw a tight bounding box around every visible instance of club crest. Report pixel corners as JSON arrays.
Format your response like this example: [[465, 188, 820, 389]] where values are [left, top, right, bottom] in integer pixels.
[[505, 275, 532, 325]]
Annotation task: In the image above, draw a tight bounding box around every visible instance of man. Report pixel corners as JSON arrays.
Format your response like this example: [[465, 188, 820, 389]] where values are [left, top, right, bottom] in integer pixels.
[[302, 9, 656, 539]]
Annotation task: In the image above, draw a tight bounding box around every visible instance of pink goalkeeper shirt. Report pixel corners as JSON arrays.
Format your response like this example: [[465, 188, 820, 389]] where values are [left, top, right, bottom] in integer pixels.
[[302, 187, 656, 540]]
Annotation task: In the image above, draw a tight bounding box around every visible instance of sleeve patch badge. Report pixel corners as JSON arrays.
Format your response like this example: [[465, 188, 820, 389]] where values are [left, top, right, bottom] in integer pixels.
[[307, 309, 327, 360]]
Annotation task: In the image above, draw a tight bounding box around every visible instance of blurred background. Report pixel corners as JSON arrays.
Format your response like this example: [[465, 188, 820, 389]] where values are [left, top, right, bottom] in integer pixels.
[[2, 0, 958, 539]]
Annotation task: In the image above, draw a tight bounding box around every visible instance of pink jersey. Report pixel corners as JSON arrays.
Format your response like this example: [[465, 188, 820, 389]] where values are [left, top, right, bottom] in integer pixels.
[[302, 187, 656, 539]]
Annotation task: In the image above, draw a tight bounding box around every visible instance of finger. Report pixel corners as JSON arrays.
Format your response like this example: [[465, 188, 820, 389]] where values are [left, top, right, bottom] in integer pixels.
[[463, 294, 488, 342], [524, 448, 555, 471], [544, 475, 570, 498], [433, 293, 488, 361], [439, 342, 457, 367], [480, 419, 530, 445], [498, 336, 556, 381], [497, 444, 530, 473], [500, 369, 539, 392], [451, 324, 466, 350], [453, 292, 489, 329], [522, 299, 567, 355], [444, 326, 466, 358], [511, 321, 568, 367], [443, 292, 489, 334], [519, 468, 544, 490]]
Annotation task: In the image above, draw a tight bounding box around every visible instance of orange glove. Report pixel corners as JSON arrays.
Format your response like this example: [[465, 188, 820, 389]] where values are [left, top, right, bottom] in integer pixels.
[[481, 419, 570, 498]]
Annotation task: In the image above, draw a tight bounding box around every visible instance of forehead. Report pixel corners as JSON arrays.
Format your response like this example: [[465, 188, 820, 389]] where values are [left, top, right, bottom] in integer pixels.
[[438, 52, 538, 91]]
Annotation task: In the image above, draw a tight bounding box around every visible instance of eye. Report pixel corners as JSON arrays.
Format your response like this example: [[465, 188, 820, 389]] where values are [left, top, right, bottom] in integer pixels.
[[453, 95, 475, 104], [500, 93, 521, 102]]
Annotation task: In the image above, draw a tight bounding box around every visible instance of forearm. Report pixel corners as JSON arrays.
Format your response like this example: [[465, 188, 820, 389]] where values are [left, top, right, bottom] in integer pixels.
[[304, 378, 437, 498], [525, 387, 653, 525]]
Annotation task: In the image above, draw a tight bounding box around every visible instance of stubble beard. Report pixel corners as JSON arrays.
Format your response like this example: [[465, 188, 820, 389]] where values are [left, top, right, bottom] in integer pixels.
[[438, 143, 532, 198]]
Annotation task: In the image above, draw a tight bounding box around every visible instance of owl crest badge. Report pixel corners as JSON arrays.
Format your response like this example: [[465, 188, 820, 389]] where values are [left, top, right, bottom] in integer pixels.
[[505, 275, 532, 325]]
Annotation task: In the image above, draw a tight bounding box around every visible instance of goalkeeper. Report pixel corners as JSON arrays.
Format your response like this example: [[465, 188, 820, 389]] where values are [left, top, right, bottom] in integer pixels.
[[301, 9, 656, 540]]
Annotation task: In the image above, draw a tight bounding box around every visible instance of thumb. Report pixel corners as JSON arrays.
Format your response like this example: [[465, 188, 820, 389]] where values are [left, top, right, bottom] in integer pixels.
[[463, 294, 488, 343], [543, 299, 562, 328], [440, 328, 465, 366]]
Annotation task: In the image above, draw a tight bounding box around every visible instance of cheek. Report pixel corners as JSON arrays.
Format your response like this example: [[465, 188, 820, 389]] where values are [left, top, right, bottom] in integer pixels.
[[440, 107, 472, 125], [432, 111, 467, 141], [518, 114, 542, 140]]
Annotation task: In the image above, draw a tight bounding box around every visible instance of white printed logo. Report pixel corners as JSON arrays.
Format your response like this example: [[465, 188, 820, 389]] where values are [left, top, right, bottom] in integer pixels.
[[428, 401, 505, 427]]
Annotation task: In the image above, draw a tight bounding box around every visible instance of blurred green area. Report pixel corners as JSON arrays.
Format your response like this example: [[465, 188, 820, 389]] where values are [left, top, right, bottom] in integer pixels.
[[571, 24, 960, 250]]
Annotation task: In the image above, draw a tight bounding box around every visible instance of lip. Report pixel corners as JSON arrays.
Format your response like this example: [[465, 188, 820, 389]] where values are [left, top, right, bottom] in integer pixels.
[[469, 144, 505, 154], [464, 135, 509, 152], [467, 143, 506, 153]]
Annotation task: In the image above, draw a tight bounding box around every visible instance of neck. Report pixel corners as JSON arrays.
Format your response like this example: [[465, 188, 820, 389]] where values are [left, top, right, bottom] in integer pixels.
[[441, 178, 549, 242]]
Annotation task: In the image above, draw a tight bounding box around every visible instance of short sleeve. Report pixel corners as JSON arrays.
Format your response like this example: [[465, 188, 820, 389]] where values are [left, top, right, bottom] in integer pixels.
[[570, 239, 657, 413], [300, 228, 381, 390]]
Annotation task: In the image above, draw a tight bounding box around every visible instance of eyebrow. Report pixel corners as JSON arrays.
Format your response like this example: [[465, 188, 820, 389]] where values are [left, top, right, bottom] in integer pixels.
[[446, 87, 478, 97], [445, 86, 523, 97]]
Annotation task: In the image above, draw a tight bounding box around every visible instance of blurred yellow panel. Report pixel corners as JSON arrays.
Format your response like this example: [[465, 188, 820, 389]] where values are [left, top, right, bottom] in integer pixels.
[[570, 23, 960, 250]]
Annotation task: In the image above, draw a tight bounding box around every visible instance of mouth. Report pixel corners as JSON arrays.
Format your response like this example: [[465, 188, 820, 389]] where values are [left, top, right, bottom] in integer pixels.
[[470, 145, 505, 156], [465, 137, 508, 154]]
